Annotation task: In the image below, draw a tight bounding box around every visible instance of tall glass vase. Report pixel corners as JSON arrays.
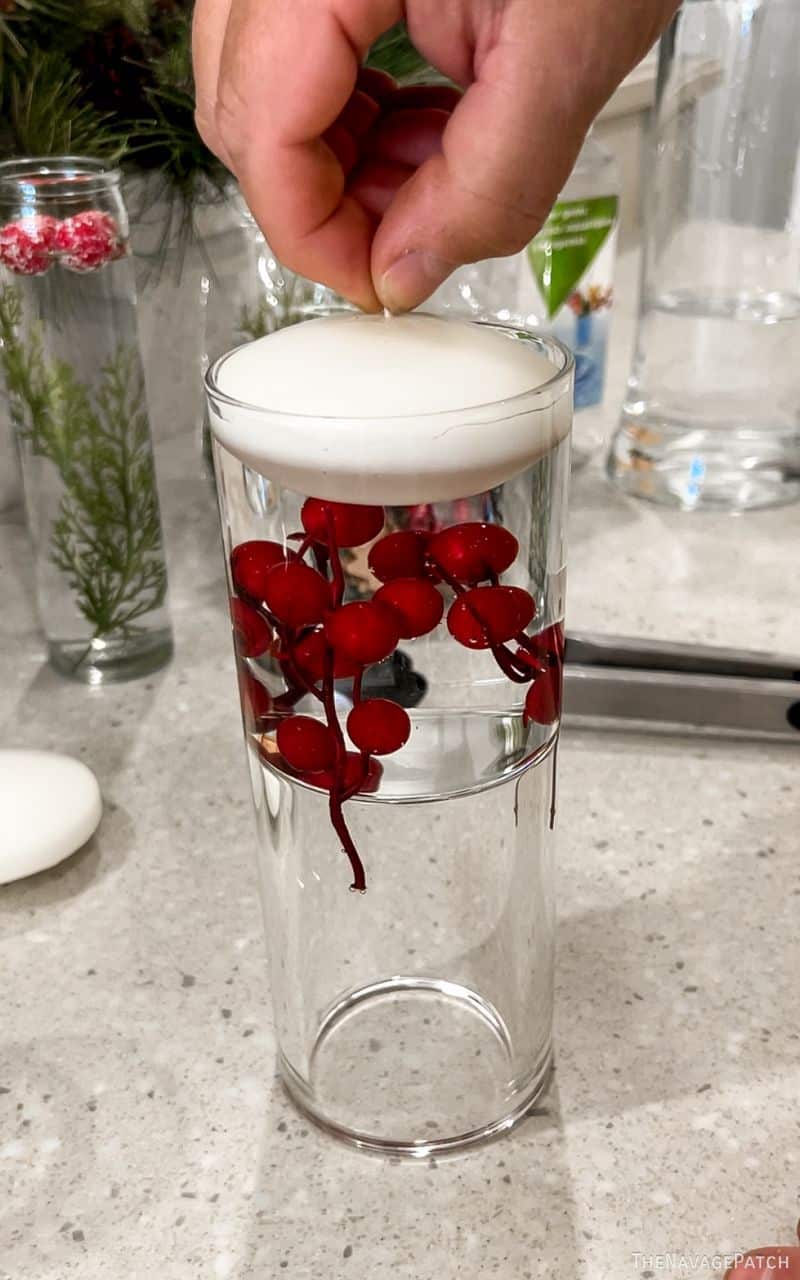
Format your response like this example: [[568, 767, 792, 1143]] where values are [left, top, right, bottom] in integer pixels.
[[608, 0, 800, 511], [206, 314, 573, 1155], [0, 157, 172, 682]]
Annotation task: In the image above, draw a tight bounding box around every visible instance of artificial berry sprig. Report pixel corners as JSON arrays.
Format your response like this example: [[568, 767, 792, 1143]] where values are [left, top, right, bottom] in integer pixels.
[[229, 508, 565, 889], [0, 211, 125, 277]]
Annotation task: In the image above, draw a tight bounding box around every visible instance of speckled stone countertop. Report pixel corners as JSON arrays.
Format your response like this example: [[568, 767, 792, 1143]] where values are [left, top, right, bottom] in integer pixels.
[[1, 252, 799, 1279]]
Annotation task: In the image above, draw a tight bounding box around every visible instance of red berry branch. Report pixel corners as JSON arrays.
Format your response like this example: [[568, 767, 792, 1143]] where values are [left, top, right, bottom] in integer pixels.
[[229, 506, 564, 890]]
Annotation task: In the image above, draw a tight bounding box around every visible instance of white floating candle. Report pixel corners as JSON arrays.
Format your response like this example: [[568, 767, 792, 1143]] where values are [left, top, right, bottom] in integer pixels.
[[0, 750, 102, 884], [209, 313, 571, 504]]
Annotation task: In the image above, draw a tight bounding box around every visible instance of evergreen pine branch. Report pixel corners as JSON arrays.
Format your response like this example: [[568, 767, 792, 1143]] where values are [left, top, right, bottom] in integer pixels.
[[0, 283, 167, 643], [0, 4, 433, 196], [8, 49, 125, 158]]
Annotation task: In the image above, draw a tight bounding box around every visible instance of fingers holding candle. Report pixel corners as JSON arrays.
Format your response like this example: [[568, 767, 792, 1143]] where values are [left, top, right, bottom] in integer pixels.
[[192, 0, 679, 311], [197, 0, 403, 310]]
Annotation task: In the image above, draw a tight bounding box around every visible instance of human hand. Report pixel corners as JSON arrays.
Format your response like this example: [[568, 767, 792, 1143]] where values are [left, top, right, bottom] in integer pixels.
[[193, 0, 679, 312]]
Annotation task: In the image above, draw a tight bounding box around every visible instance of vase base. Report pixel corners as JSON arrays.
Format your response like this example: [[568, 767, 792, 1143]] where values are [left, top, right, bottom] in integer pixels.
[[48, 627, 173, 685], [607, 418, 800, 512], [279, 975, 553, 1159]]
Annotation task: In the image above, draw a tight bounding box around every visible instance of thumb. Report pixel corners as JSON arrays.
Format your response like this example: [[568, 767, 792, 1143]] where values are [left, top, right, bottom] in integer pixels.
[[373, 0, 675, 311], [372, 77, 590, 312]]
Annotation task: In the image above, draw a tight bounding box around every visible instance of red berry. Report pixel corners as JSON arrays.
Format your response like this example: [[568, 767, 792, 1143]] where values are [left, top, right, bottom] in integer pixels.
[[0, 216, 58, 275], [292, 628, 361, 681], [325, 600, 400, 666], [277, 716, 337, 772], [290, 751, 383, 795], [527, 622, 566, 664], [348, 699, 411, 755], [368, 530, 429, 582], [231, 540, 290, 602], [54, 210, 123, 272], [229, 597, 272, 657], [301, 499, 384, 548], [524, 668, 562, 725], [238, 666, 273, 729], [374, 578, 443, 639], [263, 562, 330, 628], [428, 522, 519, 584], [447, 585, 535, 649]]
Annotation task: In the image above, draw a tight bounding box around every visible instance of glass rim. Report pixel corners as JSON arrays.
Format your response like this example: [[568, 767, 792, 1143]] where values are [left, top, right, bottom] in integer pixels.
[[0, 156, 122, 199], [205, 316, 574, 424]]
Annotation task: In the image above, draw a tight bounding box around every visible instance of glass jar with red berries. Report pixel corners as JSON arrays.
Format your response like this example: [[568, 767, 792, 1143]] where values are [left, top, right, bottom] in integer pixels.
[[206, 310, 573, 1156], [0, 157, 172, 682]]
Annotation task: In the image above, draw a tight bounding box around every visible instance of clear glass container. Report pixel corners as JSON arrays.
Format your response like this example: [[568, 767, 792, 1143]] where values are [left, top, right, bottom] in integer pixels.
[[0, 157, 172, 682], [205, 317, 573, 1155], [608, 0, 800, 511]]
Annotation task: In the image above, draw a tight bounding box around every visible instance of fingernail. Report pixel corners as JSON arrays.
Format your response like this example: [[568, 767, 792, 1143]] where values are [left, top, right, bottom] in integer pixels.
[[379, 251, 454, 313]]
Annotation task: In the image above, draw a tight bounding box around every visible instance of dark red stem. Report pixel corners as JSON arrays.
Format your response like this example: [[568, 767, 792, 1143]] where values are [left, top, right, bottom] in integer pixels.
[[491, 642, 533, 683], [326, 509, 346, 608], [288, 531, 314, 559], [273, 688, 306, 714], [276, 624, 323, 703], [549, 732, 559, 830], [432, 558, 533, 682], [321, 580, 365, 891], [312, 543, 330, 579]]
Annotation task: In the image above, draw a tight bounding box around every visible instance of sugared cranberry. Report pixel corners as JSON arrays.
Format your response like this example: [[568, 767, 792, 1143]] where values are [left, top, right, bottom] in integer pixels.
[[54, 210, 123, 272], [348, 698, 411, 755], [263, 562, 330, 628], [301, 499, 384, 548], [374, 578, 443, 639], [325, 600, 400, 666], [238, 667, 273, 728], [368, 530, 429, 582], [231, 540, 289, 602], [0, 216, 58, 275], [524, 669, 562, 725], [294, 751, 382, 795], [276, 716, 337, 772], [428, 522, 518, 584], [447, 585, 535, 649], [230, 597, 272, 657], [292, 628, 361, 681]]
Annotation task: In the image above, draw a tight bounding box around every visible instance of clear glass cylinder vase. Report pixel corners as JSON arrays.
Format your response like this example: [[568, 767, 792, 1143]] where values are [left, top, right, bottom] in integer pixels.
[[0, 157, 172, 682], [608, 0, 800, 511], [206, 316, 573, 1155]]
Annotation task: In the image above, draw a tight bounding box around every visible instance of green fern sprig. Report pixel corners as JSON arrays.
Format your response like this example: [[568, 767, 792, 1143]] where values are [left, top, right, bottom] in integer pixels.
[[0, 283, 167, 643]]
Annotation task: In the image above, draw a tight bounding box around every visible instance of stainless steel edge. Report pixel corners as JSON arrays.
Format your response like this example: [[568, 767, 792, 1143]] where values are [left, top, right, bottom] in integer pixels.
[[562, 665, 800, 741], [565, 631, 800, 682]]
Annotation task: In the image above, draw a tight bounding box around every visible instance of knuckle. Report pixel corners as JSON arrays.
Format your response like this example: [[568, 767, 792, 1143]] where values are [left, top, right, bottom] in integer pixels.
[[214, 79, 253, 162], [194, 106, 220, 154]]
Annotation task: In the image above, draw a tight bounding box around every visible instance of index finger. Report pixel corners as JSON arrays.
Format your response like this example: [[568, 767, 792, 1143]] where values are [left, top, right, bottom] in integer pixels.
[[216, 0, 402, 309]]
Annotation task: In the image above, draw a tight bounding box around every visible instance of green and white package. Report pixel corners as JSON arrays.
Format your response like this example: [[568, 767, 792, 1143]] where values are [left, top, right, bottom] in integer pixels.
[[519, 192, 619, 410]]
